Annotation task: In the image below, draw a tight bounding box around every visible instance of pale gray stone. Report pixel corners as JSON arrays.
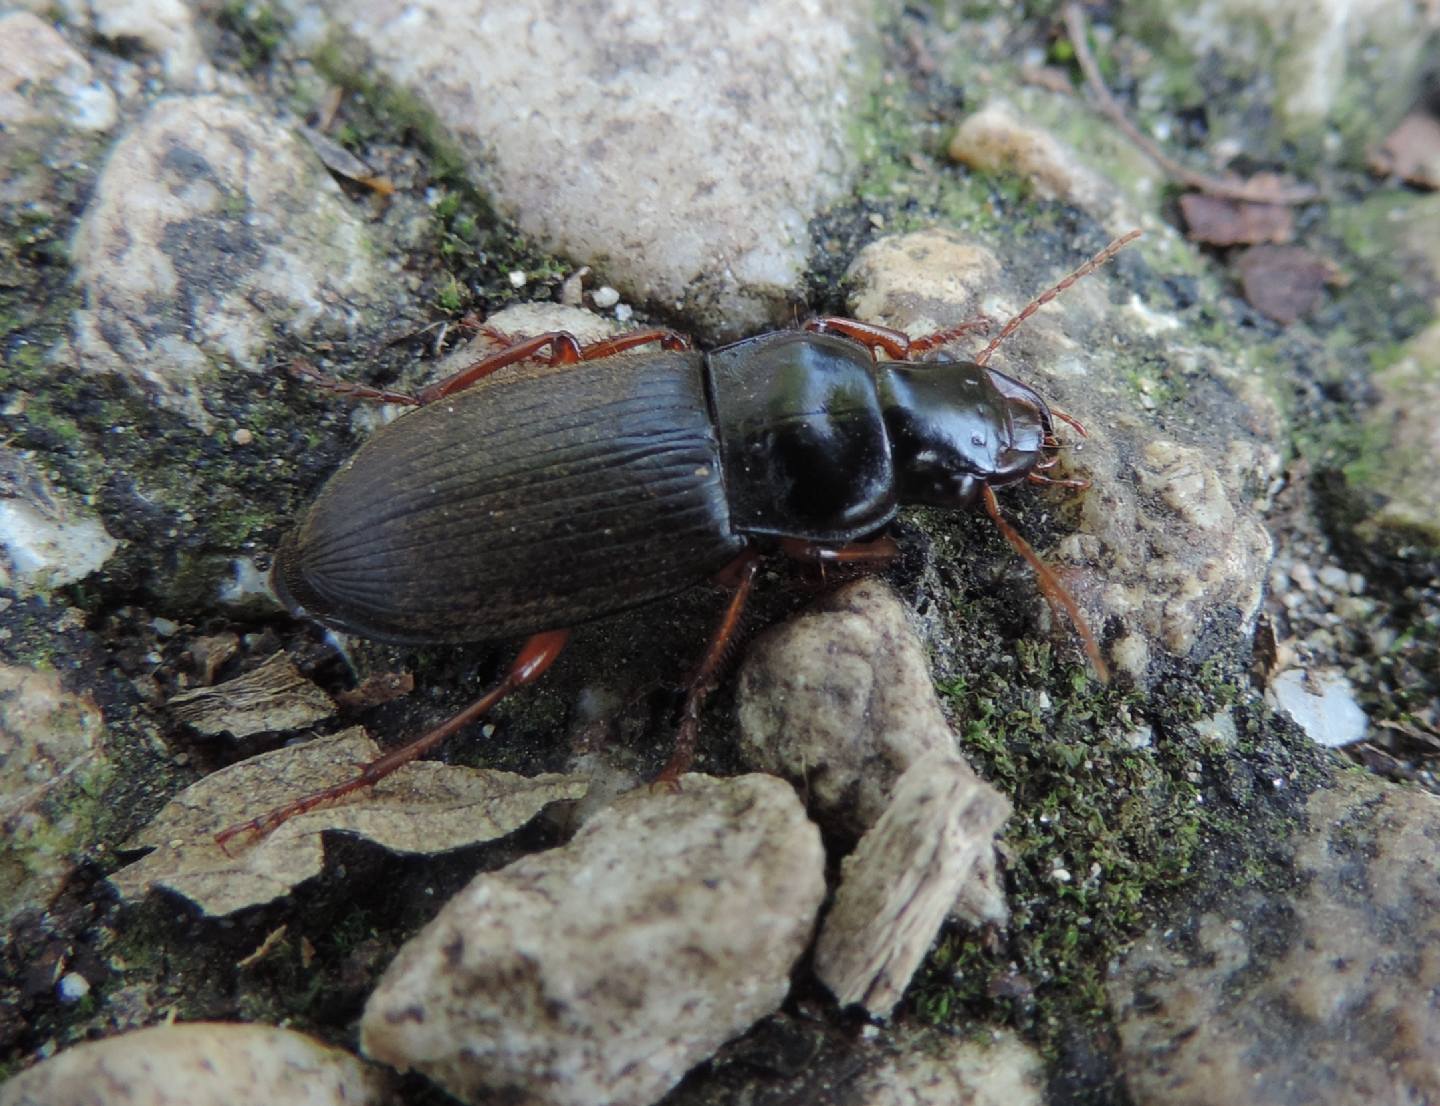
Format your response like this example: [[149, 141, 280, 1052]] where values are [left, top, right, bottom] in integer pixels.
[[0, 663, 109, 927], [0, 449, 118, 595], [1269, 667, 1368, 748], [361, 773, 825, 1106], [0, 1022, 392, 1106], [0, 12, 116, 137], [69, 96, 393, 427], [848, 1028, 1046, 1106], [1118, 0, 1439, 155], [1110, 777, 1440, 1106], [288, 0, 877, 336], [736, 578, 959, 837]]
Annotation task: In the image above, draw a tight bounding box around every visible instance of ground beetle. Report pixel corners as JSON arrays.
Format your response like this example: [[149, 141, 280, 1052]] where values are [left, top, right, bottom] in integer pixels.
[[220, 230, 1141, 846]]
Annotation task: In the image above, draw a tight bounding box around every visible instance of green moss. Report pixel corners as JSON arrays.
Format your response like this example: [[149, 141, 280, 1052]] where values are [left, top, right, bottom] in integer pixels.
[[218, 0, 288, 70], [911, 647, 1320, 1053]]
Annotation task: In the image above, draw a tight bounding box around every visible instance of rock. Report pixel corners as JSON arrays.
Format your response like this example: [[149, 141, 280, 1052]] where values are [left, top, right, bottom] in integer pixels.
[[1109, 776, 1440, 1106], [1119, 0, 1438, 157], [299, 0, 877, 337], [948, 100, 1122, 222], [1268, 667, 1368, 748], [0, 449, 118, 595], [736, 579, 960, 836], [814, 753, 1011, 1018], [0, 663, 109, 928], [68, 96, 394, 427], [361, 774, 825, 1106], [88, 0, 211, 88], [1350, 318, 1440, 554], [848, 1028, 1046, 1106], [0, 12, 116, 136], [837, 228, 1280, 679], [0, 9, 116, 310], [0, 1022, 391, 1106]]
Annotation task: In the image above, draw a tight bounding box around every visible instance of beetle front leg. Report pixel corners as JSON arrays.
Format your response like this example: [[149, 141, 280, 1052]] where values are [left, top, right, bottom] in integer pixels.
[[215, 629, 571, 850], [804, 316, 992, 360]]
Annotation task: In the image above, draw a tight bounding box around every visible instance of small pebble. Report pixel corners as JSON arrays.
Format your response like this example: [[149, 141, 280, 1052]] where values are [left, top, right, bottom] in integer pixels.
[[56, 972, 90, 1003], [507, 270, 527, 288], [232, 428, 253, 446], [1316, 565, 1349, 592], [591, 285, 620, 308], [614, 303, 634, 321], [1289, 562, 1316, 592], [559, 265, 590, 306], [1270, 668, 1368, 748]]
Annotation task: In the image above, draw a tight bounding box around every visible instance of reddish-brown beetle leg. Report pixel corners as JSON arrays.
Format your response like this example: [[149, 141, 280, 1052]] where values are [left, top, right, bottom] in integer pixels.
[[779, 535, 900, 567], [980, 485, 1109, 684], [289, 359, 423, 406], [415, 327, 695, 404], [655, 551, 761, 787], [215, 629, 571, 852], [804, 316, 992, 361]]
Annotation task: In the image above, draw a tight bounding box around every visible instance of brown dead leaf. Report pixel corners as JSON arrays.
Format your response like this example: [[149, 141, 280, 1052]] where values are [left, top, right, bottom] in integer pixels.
[[1234, 245, 1335, 324], [1179, 193, 1293, 246], [299, 125, 396, 195], [108, 728, 589, 916], [168, 652, 333, 739], [1369, 112, 1440, 190], [334, 670, 415, 712]]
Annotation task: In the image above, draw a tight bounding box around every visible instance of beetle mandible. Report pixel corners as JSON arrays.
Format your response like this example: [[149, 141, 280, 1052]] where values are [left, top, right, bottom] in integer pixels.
[[221, 230, 1141, 846]]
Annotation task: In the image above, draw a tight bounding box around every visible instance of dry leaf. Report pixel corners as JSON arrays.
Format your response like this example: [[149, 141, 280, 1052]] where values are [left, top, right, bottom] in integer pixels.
[[168, 652, 334, 739], [299, 125, 396, 195], [109, 728, 589, 916], [1234, 245, 1334, 324], [1369, 112, 1440, 189], [1179, 193, 1293, 246], [334, 670, 415, 712]]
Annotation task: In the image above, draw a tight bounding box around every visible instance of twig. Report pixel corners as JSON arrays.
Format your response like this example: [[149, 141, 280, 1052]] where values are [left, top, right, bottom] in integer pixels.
[[1062, 2, 1318, 205]]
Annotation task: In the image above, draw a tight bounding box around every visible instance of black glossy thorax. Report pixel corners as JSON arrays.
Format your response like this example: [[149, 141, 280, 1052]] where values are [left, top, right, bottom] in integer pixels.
[[705, 332, 897, 543]]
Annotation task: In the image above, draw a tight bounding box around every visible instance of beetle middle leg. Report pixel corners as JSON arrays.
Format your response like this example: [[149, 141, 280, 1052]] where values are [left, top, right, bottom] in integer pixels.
[[655, 550, 762, 786], [215, 629, 571, 849]]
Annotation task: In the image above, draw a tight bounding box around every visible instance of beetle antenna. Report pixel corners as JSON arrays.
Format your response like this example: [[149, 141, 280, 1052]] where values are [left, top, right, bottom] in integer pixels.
[[981, 485, 1110, 683], [974, 229, 1142, 367]]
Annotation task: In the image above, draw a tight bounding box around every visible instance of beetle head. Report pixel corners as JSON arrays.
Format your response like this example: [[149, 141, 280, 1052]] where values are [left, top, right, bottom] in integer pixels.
[[877, 358, 1055, 509]]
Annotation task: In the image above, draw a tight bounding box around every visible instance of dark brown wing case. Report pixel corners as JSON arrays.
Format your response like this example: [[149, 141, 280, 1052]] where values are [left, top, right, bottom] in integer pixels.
[[273, 351, 743, 644]]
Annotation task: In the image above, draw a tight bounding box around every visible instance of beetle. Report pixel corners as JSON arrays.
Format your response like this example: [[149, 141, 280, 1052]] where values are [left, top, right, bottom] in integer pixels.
[[219, 230, 1140, 846]]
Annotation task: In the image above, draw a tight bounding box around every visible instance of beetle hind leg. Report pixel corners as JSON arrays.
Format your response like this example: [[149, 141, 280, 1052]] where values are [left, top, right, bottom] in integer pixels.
[[215, 629, 571, 850]]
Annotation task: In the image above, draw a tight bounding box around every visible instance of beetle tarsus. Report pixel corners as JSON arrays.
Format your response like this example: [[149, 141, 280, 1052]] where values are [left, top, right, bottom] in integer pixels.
[[289, 359, 422, 406]]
